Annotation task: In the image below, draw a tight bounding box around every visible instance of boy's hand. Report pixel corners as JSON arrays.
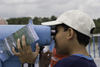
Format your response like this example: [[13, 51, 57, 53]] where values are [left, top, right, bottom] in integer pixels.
[[12, 35, 40, 64], [39, 50, 52, 67]]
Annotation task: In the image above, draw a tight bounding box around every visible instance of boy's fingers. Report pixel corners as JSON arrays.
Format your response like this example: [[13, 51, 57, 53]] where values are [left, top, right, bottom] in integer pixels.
[[12, 47, 20, 56], [35, 43, 40, 54], [22, 35, 27, 51], [17, 38, 22, 53], [45, 50, 52, 54]]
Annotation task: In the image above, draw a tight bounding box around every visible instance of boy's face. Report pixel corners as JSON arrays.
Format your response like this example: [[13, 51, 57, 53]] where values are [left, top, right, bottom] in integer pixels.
[[54, 25, 69, 55]]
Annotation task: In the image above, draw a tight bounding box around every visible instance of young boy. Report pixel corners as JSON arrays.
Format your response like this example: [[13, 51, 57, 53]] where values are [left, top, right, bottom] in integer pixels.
[[42, 10, 97, 67], [13, 10, 97, 67]]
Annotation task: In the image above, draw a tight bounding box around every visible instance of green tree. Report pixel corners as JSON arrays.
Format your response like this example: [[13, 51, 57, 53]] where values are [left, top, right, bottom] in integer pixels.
[[50, 15, 57, 21], [93, 19, 100, 33], [42, 17, 50, 22], [6, 17, 31, 25], [33, 17, 40, 25]]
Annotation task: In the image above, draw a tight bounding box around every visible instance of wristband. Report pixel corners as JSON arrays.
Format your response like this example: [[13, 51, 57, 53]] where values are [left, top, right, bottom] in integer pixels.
[[21, 63, 34, 67]]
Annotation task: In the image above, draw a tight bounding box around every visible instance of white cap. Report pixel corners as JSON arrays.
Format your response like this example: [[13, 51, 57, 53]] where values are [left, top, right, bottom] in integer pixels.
[[42, 10, 95, 38]]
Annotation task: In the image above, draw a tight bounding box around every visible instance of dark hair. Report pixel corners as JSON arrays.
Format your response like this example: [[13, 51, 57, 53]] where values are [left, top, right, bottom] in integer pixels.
[[60, 23, 90, 46]]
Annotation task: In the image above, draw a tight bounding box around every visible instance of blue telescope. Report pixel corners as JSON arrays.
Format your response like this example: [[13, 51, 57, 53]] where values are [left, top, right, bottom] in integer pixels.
[[0, 25, 52, 46], [0, 25, 55, 67]]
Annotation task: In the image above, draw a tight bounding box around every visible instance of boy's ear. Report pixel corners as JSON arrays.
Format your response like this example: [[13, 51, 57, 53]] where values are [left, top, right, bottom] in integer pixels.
[[67, 28, 74, 40]]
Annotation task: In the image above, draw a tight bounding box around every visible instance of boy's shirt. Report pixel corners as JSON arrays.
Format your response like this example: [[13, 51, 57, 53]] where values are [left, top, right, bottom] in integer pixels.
[[54, 54, 97, 67]]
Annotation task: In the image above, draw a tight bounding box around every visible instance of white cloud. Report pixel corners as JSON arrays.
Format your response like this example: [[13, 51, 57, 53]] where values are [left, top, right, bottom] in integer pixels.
[[0, 0, 37, 5], [0, 0, 100, 19]]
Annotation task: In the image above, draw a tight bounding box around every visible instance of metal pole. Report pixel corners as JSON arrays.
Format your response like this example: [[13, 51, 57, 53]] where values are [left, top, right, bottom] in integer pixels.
[[93, 36, 96, 58], [98, 36, 100, 58]]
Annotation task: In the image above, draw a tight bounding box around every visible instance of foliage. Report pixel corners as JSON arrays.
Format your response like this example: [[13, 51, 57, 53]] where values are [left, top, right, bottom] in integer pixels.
[[6, 16, 57, 25], [93, 18, 100, 33], [6, 16, 100, 33]]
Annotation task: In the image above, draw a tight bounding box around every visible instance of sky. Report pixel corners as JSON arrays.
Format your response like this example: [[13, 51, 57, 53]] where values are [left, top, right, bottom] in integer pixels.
[[0, 0, 100, 19]]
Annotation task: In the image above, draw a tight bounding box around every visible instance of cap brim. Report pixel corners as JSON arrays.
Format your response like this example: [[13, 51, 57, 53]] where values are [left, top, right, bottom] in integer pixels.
[[41, 21, 62, 26]]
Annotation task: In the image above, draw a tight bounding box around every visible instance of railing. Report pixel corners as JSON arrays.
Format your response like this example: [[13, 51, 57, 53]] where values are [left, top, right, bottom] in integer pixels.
[[88, 34, 100, 58]]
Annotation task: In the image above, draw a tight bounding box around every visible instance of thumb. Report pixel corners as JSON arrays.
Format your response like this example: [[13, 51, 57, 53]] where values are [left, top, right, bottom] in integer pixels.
[[35, 43, 40, 54]]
